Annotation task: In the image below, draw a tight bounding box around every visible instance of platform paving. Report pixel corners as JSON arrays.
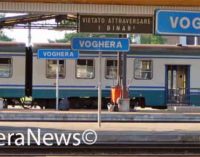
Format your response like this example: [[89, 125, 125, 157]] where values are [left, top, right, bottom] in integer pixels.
[[168, 105, 200, 112], [0, 122, 200, 144], [0, 109, 200, 122]]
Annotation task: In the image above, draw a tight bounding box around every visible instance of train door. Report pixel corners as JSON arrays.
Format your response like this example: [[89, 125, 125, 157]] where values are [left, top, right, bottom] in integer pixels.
[[166, 65, 190, 105]]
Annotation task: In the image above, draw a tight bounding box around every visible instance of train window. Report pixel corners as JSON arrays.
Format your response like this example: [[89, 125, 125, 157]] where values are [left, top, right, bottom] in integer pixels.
[[46, 60, 65, 79], [0, 58, 12, 78], [134, 59, 152, 80], [105, 60, 117, 79], [76, 59, 94, 79]]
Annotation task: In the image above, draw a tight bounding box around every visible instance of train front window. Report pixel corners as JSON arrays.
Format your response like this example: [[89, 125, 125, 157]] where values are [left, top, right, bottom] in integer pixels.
[[0, 58, 12, 78], [105, 60, 117, 79], [134, 59, 152, 80], [46, 60, 65, 79], [76, 59, 94, 79]]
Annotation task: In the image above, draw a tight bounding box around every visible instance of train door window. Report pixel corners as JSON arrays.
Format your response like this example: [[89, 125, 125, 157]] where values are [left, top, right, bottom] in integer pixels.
[[105, 60, 117, 79], [46, 60, 65, 79], [0, 58, 12, 78], [134, 59, 152, 80], [76, 59, 94, 79]]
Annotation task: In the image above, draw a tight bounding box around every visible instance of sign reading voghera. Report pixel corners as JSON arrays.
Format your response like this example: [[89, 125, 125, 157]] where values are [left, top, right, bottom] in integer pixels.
[[79, 15, 153, 33], [155, 10, 200, 36], [37, 49, 79, 59], [71, 37, 130, 52]]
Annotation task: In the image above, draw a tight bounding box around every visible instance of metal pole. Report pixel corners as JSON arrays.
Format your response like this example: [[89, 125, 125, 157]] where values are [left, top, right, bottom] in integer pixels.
[[56, 60, 59, 110], [118, 34, 128, 98], [98, 51, 102, 127], [117, 52, 122, 86], [28, 23, 31, 46], [195, 36, 198, 46], [122, 34, 127, 98], [122, 52, 127, 98]]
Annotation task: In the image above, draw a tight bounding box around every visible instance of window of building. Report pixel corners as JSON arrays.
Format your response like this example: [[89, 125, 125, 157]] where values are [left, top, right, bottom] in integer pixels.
[[0, 58, 12, 78], [76, 59, 94, 79], [46, 60, 65, 79], [105, 59, 117, 79], [134, 59, 152, 80]]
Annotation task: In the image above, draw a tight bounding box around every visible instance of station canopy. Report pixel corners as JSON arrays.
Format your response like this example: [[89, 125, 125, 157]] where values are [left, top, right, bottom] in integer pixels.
[[1, 0, 199, 29], [0, 14, 77, 29], [2, 0, 200, 7]]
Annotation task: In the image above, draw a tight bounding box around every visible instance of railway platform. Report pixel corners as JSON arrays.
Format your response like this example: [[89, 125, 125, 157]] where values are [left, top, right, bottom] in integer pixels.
[[0, 121, 200, 155], [0, 117, 200, 155], [0, 108, 200, 122], [0, 121, 200, 144]]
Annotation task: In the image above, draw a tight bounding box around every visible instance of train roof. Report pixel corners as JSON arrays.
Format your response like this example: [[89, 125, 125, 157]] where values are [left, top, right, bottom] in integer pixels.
[[33, 42, 71, 48], [1, 42, 200, 55], [131, 44, 200, 50], [130, 44, 200, 55], [0, 42, 25, 46], [32, 43, 200, 55], [0, 42, 26, 52], [33, 43, 200, 49]]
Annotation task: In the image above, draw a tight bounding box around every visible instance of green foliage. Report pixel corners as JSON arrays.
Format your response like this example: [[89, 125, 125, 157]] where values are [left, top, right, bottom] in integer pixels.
[[51, 32, 118, 43], [140, 34, 166, 44], [0, 14, 13, 42], [0, 31, 13, 41]]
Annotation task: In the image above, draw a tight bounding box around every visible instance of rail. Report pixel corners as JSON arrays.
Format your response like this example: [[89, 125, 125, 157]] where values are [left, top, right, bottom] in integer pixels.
[[1, 143, 200, 156]]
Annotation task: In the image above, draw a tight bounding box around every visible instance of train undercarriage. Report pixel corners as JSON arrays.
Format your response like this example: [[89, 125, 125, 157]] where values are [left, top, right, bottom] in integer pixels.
[[3, 96, 147, 110]]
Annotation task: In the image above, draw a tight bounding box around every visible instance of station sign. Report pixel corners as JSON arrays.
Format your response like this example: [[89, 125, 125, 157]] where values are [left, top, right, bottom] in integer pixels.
[[79, 14, 153, 34], [155, 10, 200, 36], [37, 49, 79, 59], [71, 37, 130, 52]]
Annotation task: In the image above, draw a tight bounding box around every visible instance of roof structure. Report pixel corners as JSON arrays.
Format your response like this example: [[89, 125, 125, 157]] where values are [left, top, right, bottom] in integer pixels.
[[0, 14, 77, 29], [0, 0, 199, 28], [2, 0, 200, 7]]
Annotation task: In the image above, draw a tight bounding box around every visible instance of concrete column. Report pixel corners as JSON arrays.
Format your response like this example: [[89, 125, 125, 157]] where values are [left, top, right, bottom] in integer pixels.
[[121, 34, 128, 98], [117, 52, 122, 86]]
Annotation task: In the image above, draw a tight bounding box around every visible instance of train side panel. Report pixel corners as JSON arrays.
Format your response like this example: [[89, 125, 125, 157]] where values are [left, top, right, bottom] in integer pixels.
[[32, 55, 99, 99], [0, 43, 25, 99]]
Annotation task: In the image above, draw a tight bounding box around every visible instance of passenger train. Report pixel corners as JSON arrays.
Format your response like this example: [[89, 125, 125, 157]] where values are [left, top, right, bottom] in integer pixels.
[[0, 42, 200, 109]]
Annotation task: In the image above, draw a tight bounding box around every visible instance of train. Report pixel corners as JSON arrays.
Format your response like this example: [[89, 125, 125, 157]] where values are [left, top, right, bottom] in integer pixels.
[[0, 42, 200, 109]]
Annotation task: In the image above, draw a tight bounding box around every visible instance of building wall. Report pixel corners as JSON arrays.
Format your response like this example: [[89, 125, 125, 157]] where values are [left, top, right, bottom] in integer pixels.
[[163, 36, 180, 45]]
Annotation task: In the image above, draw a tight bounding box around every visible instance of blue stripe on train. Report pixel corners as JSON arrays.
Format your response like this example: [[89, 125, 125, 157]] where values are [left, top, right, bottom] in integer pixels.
[[0, 88, 165, 106], [34, 89, 166, 106], [3, 53, 200, 60], [129, 90, 165, 106], [0, 88, 25, 97], [1, 88, 199, 107], [189, 92, 200, 106]]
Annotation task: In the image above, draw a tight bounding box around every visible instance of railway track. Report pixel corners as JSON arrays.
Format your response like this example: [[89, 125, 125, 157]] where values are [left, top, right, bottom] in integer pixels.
[[1, 144, 200, 156]]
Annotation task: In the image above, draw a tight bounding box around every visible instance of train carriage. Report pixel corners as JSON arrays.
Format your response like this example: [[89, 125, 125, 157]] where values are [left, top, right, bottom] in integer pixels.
[[1, 42, 200, 109], [0, 42, 25, 105]]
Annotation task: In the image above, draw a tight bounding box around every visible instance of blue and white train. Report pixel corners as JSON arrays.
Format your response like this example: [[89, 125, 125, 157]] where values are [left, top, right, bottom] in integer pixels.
[[0, 42, 200, 108]]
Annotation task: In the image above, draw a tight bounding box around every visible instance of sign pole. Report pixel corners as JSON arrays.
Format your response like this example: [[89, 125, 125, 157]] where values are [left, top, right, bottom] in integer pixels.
[[122, 34, 128, 98], [37, 49, 79, 111], [56, 60, 59, 110], [195, 37, 198, 46], [28, 22, 31, 46], [98, 51, 102, 128]]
